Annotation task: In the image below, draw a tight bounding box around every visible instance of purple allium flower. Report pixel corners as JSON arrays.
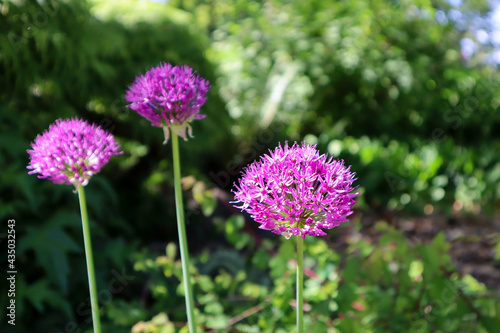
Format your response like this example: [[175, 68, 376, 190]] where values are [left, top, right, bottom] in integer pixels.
[[232, 142, 358, 239], [124, 63, 211, 144], [27, 118, 122, 188]]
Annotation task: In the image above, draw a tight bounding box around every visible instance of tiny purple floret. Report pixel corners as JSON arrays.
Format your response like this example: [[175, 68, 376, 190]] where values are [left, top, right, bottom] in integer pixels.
[[124, 63, 211, 143], [232, 142, 358, 239], [27, 118, 122, 188]]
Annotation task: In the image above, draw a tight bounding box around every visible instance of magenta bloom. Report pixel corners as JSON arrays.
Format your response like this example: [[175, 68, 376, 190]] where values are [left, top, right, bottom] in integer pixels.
[[233, 142, 358, 239], [27, 118, 122, 188], [124, 63, 211, 143]]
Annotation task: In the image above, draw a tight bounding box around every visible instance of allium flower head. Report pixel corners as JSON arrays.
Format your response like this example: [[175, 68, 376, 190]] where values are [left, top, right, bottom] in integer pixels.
[[233, 142, 358, 239], [27, 118, 122, 188], [124, 63, 211, 143]]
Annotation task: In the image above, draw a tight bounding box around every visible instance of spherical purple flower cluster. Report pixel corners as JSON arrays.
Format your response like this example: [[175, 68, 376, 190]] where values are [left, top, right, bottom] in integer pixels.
[[124, 63, 211, 143], [27, 118, 122, 188], [233, 142, 358, 239]]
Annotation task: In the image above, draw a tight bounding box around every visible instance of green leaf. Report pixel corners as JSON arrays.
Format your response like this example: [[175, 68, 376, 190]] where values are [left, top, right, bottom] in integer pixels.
[[308, 321, 328, 333], [278, 239, 295, 263], [18, 213, 81, 294], [480, 315, 500, 332], [201, 193, 217, 216], [252, 249, 270, 270], [25, 279, 73, 320], [166, 242, 177, 259], [225, 215, 248, 248]]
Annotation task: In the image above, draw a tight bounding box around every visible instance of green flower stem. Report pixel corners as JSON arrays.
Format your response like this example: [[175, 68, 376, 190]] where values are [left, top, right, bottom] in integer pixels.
[[77, 186, 102, 333], [296, 236, 304, 333], [171, 133, 197, 333]]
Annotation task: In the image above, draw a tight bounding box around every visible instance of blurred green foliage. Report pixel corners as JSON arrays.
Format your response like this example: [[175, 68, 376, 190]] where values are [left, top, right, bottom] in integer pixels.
[[197, 0, 500, 214], [108, 217, 500, 333], [1, 0, 499, 331]]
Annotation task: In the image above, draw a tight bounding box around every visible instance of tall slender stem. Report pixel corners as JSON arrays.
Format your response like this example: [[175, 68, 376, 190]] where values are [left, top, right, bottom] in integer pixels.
[[77, 186, 102, 333], [171, 133, 197, 333], [296, 236, 304, 333]]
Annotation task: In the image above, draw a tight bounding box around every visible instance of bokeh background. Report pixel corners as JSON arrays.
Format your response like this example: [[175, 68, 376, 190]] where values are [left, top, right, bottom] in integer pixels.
[[1, 0, 500, 332]]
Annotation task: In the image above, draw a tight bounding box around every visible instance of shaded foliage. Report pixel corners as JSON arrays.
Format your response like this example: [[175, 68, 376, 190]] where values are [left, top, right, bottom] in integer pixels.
[[0, 0, 499, 332]]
